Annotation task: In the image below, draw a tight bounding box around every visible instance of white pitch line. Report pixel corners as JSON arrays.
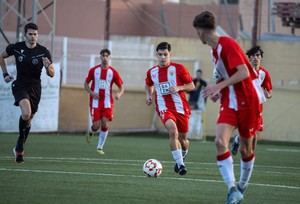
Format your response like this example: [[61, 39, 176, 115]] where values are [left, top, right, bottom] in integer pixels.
[[0, 157, 299, 176], [0, 167, 299, 190], [266, 148, 300, 153], [0, 156, 300, 170]]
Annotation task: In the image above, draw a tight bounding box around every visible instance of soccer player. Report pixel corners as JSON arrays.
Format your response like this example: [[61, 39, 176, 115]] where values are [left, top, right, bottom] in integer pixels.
[[84, 48, 124, 155], [193, 11, 262, 204], [231, 46, 272, 155], [0, 23, 55, 163], [145, 42, 195, 175]]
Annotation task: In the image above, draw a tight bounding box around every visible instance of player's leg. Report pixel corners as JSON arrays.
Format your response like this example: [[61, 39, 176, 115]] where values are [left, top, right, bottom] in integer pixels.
[[231, 131, 240, 156], [179, 132, 189, 159], [164, 117, 186, 175], [96, 117, 109, 154], [237, 107, 258, 196], [23, 114, 33, 144], [238, 136, 255, 194], [177, 113, 190, 159], [96, 108, 112, 154], [22, 85, 41, 145], [215, 123, 236, 190], [90, 108, 101, 132], [215, 106, 244, 204], [87, 107, 100, 143], [14, 98, 32, 163], [216, 124, 244, 204], [252, 133, 258, 151], [176, 132, 189, 175]]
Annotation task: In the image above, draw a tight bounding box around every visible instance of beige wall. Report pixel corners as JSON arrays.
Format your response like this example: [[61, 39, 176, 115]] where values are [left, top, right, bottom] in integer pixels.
[[58, 36, 300, 142], [59, 86, 300, 142]]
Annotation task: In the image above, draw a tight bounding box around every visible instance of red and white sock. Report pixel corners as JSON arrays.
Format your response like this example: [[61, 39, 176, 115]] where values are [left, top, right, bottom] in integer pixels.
[[217, 151, 236, 190], [239, 154, 255, 190]]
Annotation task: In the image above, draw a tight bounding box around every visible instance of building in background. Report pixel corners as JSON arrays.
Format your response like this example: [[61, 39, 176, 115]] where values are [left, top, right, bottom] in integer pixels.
[[1, 0, 299, 142]]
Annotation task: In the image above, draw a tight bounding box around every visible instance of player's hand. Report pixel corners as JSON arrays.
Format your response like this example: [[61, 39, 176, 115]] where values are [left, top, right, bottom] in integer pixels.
[[91, 92, 99, 99], [4, 74, 14, 83], [263, 88, 272, 99], [169, 86, 180, 93], [210, 93, 220, 102], [115, 92, 121, 100], [203, 84, 220, 98], [42, 57, 51, 69], [146, 96, 152, 105]]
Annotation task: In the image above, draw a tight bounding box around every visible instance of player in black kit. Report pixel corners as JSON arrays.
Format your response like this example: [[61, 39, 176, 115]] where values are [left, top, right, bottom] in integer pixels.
[[0, 23, 55, 163]]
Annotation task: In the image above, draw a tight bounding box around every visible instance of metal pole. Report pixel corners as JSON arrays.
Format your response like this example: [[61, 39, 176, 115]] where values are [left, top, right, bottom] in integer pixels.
[[0, 0, 3, 29], [32, 0, 37, 23], [252, 0, 259, 47], [268, 0, 276, 32], [104, 0, 111, 47], [62, 37, 68, 85], [16, 0, 22, 41], [51, 0, 56, 56]]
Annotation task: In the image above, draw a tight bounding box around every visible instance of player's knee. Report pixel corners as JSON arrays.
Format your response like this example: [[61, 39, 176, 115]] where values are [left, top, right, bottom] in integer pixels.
[[101, 125, 108, 132], [92, 124, 100, 131], [239, 147, 252, 158], [22, 113, 31, 121], [170, 125, 178, 135], [215, 137, 226, 150]]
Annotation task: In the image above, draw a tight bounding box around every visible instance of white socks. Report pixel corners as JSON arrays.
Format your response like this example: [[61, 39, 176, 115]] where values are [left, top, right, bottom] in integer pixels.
[[172, 149, 184, 167], [97, 130, 108, 149], [239, 156, 255, 189], [217, 153, 236, 190]]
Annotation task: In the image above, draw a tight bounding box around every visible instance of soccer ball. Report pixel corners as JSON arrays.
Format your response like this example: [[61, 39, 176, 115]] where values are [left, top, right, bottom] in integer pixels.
[[143, 159, 163, 177]]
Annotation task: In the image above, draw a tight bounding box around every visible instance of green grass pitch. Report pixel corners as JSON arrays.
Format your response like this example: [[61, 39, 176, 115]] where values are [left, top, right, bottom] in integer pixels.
[[0, 133, 299, 204]]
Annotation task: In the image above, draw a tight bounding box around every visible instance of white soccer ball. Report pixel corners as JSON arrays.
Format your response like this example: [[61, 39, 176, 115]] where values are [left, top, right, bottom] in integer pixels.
[[143, 159, 163, 177]]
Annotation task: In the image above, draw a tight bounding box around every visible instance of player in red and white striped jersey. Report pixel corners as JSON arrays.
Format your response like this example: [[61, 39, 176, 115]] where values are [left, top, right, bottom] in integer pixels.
[[193, 11, 261, 204], [231, 46, 273, 154], [145, 42, 195, 175], [84, 49, 124, 155]]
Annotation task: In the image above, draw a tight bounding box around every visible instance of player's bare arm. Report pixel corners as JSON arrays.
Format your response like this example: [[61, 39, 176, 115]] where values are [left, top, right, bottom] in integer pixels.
[[0, 51, 14, 83], [42, 57, 55, 77], [145, 85, 154, 105], [169, 82, 195, 93], [115, 85, 125, 100], [84, 81, 99, 99], [264, 88, 272, 99], [203, 64, 249, 97]]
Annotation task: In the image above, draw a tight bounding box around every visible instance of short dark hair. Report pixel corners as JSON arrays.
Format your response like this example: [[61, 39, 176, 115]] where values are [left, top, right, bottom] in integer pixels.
[[100, 48, 111, 56], [246, 46, 264, 58], [196, 69, 202, 73], [193, 11, 216, 30], [156, 42, 171, 52], [24, 23, 38, 33]]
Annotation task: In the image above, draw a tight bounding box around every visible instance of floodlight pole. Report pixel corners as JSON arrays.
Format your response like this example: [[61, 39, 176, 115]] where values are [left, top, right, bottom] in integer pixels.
[[252, 0, 259, 47], [104, 0, 111, 47], [32, 0, 37, 23]]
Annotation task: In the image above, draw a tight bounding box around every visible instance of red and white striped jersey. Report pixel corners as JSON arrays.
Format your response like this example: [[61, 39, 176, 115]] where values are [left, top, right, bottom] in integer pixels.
[[211, 36, 260, 110], [85, 64, 123, 109], [258, 66, 272, 92], [252, 66, 273, 104], [145, 62, 193, 115]]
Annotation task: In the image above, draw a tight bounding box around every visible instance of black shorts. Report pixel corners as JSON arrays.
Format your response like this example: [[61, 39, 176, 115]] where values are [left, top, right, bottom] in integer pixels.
[[12, 81, 41, 114]]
